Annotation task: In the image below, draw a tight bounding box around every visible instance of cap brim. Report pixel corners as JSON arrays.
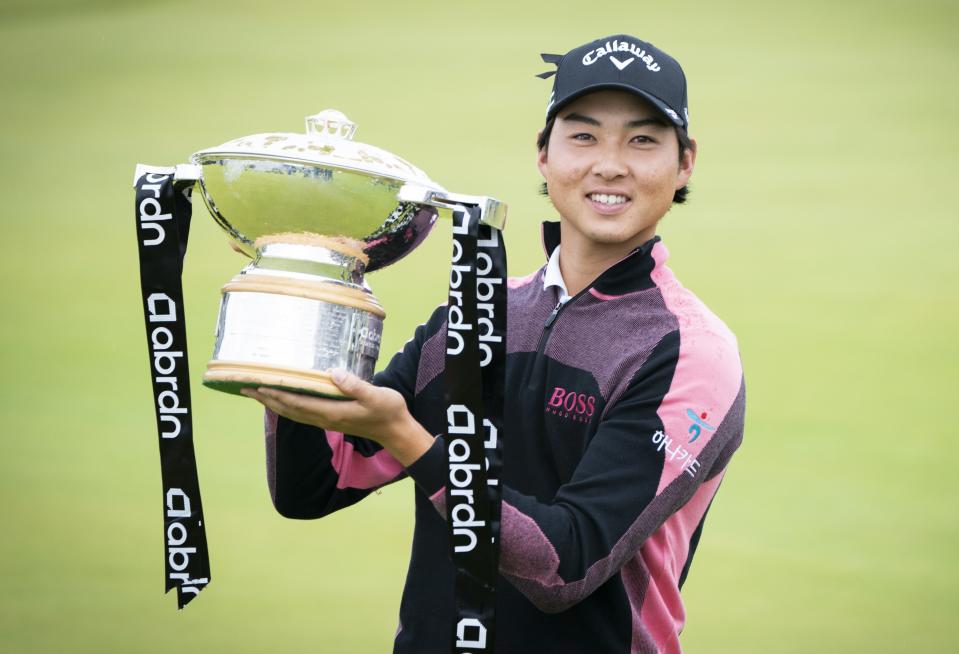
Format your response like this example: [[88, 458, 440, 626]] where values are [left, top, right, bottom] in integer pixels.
[[547, 82, 686, 129]]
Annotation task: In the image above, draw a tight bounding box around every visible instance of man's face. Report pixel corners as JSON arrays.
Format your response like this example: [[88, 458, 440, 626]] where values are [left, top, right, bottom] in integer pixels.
[[537, 90, 695, 256]]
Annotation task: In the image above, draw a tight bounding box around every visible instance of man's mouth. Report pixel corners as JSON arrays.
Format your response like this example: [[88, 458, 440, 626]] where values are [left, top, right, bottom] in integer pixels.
[[587, 193, 630, 206]]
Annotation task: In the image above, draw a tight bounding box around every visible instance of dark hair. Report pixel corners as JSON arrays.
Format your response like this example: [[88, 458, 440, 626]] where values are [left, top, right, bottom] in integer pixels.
[[536, 116, 694, 204]]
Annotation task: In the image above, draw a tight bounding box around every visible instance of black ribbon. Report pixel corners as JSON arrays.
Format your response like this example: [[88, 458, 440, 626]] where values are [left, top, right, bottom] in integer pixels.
[[444, 206, 507, 653], [134, 166, 211, 608]]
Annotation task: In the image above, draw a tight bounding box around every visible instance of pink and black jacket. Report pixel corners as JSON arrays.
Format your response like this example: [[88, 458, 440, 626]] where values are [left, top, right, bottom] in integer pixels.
[[265, 223, 746, 654]]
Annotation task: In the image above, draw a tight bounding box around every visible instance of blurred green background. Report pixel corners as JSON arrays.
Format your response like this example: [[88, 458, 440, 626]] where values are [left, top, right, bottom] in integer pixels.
[[2, 0, 956, 651]]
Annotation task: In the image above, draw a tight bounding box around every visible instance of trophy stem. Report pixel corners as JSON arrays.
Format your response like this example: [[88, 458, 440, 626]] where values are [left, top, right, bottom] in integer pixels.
[[250, 235, 368, 284]]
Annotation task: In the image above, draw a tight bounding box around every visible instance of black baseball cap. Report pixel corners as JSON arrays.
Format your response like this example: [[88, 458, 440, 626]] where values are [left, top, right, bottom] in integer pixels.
[[538, 34, 689, 131]]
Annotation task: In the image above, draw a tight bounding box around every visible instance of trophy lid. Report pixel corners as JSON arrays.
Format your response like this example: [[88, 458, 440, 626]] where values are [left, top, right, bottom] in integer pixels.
[[190, 109, 442, 190]]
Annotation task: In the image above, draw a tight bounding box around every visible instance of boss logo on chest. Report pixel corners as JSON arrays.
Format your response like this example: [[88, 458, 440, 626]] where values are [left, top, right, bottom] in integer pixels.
[[545, 386, 597, 424]]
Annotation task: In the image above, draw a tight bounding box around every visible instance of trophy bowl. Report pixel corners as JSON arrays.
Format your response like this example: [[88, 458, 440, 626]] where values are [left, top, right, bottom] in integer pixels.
[[190, 109, 452, 399]]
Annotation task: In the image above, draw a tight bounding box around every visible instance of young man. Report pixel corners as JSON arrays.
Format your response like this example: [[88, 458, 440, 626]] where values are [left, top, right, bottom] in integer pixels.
[[244, 34, 745, 654]]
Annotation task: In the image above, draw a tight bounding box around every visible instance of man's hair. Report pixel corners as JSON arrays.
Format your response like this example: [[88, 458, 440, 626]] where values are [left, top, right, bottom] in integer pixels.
[[536, 116, 694, 204]]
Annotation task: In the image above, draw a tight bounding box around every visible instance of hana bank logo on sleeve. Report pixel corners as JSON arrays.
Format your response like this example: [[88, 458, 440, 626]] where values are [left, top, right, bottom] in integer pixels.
[[686, 409, 715, 443], [648, 409, 715, 478]]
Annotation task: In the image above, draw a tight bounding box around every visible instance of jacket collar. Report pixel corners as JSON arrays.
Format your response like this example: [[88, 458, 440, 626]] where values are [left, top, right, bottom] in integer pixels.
[[540, 220, 661, 295]]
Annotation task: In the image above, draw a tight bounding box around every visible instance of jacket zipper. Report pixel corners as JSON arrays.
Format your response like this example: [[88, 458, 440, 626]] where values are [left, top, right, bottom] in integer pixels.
[[537, 300, 564, 355], [526, 241, 655, 389], [536, 284, 592, 355], [527, 291, 584, 392], [544, 300, 564, 329]]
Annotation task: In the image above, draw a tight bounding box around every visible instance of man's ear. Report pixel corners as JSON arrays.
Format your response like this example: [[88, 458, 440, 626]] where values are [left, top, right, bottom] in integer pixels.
[[536, 131, 548, 177], [676, 137, 697, 190]]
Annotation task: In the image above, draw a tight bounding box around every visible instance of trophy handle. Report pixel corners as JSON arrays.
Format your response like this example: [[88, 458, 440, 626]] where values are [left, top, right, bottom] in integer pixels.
[[397, 183, 508, 231], [173, 163, 203, 182], [132, 163, 201, 186]]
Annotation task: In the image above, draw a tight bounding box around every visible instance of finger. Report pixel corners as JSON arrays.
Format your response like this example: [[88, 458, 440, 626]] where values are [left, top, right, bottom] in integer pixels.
[[256, 386, 375, 430], [256, 387, 339, 414], [242, 389, 294, 419], [241, 387, 269, 404], [242, 388, 290, 413], [328, 368, 376, 402]]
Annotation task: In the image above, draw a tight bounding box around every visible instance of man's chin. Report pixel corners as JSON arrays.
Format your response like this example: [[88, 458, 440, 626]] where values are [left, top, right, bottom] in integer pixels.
[[584, 229, 638, 246]]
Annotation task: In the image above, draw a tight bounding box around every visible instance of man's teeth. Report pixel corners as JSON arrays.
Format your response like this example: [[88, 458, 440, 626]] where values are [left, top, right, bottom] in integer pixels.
[[589, 193, 629, 205]]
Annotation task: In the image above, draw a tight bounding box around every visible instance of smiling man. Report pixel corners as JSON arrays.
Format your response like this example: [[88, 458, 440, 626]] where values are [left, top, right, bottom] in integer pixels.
[[245, 34, 745, 654], [536, 88, 694, 298]]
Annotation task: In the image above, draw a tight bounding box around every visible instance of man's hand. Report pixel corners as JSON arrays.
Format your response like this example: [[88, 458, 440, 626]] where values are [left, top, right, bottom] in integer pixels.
[[241, 369, 434, 467]]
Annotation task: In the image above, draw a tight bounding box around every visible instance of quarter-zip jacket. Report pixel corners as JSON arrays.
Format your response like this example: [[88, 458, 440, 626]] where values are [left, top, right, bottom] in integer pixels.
[[265, 222, 746, 654]]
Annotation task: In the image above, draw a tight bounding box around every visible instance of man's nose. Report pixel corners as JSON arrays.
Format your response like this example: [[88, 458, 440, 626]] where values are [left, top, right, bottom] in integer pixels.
[[590, 147, 629, 179]]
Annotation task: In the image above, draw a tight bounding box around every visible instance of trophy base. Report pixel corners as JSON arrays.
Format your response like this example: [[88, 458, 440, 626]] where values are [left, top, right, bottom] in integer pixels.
[[203, 360, 349, 399]]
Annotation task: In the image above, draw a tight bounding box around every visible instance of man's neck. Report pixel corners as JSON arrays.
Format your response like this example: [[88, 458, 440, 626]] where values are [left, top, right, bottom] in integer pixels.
[[557, 226, 655, 296]]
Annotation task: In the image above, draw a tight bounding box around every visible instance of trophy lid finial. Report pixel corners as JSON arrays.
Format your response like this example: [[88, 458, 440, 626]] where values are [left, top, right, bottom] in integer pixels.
[[305, 109, 357, 141]]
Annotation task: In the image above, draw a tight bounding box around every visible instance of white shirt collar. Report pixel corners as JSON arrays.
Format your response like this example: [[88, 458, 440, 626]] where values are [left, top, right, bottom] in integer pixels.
[[542, 245, 571, 303]]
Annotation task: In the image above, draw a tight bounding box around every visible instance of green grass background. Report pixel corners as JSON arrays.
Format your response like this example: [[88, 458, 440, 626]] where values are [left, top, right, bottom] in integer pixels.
[[1, 0, 956, 651]]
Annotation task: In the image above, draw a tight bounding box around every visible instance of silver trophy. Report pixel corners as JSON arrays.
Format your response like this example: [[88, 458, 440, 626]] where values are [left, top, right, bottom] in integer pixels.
[[175, 109, 505, 398]]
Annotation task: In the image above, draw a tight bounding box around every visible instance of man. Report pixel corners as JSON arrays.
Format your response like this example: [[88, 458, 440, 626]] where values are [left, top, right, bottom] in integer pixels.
[[244, 34, 745, 654]]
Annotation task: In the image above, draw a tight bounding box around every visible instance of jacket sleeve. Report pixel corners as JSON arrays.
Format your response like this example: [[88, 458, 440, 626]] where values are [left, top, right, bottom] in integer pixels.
[[265, 305, 445, 520], [405, 328, 746, 613]]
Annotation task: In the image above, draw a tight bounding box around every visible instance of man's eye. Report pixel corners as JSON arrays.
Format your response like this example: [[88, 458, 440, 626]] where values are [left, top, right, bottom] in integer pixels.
[[572, 133, 595, 141], [631, 135, 654, 144]]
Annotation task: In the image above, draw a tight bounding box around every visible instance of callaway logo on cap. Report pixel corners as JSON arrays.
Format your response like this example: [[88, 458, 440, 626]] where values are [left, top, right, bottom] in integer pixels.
[[538, 34, 689, 130]]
